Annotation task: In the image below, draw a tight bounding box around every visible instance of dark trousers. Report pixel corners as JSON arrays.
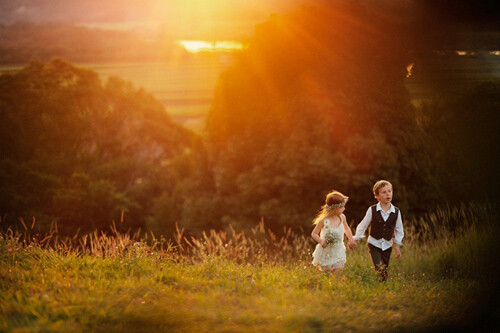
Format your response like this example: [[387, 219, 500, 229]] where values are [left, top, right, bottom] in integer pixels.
[[368, 243, 392, 282]]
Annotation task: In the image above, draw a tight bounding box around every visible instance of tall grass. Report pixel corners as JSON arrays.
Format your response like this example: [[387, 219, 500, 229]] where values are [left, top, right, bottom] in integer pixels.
[[1, 202, 497, 278], [400, 202, 498, 279], [1, 202, 498, 331]]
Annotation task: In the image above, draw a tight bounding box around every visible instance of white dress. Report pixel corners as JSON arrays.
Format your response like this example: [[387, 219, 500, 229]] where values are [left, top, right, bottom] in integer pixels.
[[312, 218, 346, 270]]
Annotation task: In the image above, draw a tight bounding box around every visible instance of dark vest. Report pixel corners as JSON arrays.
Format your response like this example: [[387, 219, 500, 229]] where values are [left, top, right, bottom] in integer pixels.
[[369, 204, 399, 241]]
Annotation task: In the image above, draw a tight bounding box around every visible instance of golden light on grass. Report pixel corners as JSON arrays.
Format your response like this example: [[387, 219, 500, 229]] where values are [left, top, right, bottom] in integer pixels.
[[2, 203, 495, 331], [179, 40, 243, 53]]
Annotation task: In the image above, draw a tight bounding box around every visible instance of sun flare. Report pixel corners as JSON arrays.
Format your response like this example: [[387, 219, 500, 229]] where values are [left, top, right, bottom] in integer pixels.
[[179, 40, 243, 53]]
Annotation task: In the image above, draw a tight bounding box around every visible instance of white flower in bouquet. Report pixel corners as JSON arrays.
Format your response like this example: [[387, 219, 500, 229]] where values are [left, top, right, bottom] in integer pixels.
[[324, 232, 341, 246]]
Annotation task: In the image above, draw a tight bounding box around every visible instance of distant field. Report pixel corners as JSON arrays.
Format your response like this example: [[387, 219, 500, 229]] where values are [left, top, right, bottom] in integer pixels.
[[81, 55, 235, 132], [0, 55, 234, 132], [1, 52, 498, 132], [406, 51, 500, 106]]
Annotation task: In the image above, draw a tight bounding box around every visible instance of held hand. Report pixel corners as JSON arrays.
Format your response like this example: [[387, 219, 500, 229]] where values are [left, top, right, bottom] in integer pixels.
[[394, 244, 401, 259], [347, 240, 356, 251]]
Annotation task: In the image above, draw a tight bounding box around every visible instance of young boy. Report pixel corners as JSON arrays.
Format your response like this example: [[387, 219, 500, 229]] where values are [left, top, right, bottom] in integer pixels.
[[350, 180, 404, 282]]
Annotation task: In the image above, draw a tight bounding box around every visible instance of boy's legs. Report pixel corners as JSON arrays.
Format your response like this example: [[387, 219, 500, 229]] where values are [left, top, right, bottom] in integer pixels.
[[368, 243, 392, 282]]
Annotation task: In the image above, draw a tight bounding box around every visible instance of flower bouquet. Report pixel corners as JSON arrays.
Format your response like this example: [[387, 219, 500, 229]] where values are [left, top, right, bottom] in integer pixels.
[[324, 232, 342, 247]]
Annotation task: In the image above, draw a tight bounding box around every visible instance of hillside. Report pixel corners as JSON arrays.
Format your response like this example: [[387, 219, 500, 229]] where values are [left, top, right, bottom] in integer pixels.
[[0, 59, 197, 234]]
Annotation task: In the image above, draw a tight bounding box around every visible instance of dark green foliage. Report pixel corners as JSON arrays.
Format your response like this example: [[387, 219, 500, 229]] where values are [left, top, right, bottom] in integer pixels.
[[421, 82, 500, 202], [0, 159, 59, 223], [51, 173, 138, 234], [0, 58, 195, 234]]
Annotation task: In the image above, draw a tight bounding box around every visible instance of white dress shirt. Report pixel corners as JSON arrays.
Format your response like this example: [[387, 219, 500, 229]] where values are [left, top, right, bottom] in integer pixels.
[[354, 202, 404, 251]]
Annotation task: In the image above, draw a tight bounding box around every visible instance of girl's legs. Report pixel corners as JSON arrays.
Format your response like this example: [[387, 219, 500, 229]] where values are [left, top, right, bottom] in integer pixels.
[[331, 260, 345, 276], [321, 265, 333, 272]]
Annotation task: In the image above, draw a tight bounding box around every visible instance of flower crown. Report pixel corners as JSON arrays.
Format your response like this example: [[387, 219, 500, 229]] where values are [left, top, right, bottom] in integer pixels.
[[325, 197, 349, 211]]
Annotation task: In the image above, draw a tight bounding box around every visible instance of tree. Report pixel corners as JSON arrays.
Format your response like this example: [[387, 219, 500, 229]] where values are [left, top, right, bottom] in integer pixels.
[[0, 58, 196, 234], [422, 82, 500, 202], [198, 4, 438, 231]]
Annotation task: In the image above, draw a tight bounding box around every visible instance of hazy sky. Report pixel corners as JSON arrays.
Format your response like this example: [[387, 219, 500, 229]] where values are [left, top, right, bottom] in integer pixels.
[[0, 0, 498, 40], [0, 0, 310, 39]]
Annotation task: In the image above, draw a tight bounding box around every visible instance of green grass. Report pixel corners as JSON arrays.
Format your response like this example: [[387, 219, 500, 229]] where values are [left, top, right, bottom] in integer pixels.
[[1, 203, 498, 332]]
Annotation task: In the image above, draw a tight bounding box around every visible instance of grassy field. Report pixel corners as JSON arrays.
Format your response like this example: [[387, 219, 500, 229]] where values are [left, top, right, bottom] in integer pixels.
[[1, 203, 499, 332]]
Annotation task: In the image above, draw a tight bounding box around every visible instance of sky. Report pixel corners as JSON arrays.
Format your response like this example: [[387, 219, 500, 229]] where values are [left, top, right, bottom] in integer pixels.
[[0, 0, 306, 39], [0, 0, 498, 41]]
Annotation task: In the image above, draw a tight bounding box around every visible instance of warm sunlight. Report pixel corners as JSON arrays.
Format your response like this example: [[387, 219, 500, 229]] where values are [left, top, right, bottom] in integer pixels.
[[179, 40, 243, 53]]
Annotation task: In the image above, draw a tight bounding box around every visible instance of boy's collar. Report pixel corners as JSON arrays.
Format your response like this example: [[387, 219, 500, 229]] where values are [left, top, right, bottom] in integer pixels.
[[376, 202, 395, 213]]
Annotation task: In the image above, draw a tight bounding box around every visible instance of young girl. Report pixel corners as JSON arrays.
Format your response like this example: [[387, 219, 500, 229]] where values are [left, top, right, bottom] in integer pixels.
[[311, 190, 355, 274]]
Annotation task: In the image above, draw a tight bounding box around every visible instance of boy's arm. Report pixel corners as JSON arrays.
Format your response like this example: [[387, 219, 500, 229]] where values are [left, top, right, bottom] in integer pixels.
[[353, 207, 372, 243], [394, 211, 404, 246], [393, 211, 404, 259]]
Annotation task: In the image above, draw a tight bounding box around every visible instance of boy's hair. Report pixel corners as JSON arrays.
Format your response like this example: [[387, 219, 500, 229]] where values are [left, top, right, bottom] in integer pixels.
[[373, 180, 392, 196]]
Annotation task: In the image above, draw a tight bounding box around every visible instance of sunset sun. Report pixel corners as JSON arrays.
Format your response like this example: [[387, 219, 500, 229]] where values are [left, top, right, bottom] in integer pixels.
[[179, 40, 243, 53]]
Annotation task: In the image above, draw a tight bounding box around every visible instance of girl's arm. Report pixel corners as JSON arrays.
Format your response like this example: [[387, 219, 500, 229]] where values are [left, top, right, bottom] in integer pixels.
[[342, 214, 354, 242], [311, 220, 325, 247]]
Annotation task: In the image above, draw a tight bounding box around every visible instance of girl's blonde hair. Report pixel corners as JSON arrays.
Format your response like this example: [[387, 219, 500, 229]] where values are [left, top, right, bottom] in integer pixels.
[[312, 190, 348, 225]]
